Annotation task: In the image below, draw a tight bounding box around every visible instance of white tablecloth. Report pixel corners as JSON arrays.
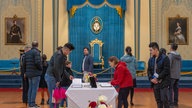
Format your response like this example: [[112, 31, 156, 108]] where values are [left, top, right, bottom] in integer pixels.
[[66, 83, 118, 108]]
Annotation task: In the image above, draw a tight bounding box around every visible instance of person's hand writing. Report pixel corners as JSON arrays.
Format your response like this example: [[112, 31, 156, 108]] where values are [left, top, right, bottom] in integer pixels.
[[69, 75, 74, 80]]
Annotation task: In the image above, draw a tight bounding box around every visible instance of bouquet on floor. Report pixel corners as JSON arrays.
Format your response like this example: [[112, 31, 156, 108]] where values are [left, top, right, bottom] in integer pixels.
[[88, 95, 112, 108]]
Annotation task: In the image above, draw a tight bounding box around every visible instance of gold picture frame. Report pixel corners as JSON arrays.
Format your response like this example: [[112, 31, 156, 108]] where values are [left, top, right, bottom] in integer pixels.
[[5, 15, 26, 45], [167, 15, 188, 45]]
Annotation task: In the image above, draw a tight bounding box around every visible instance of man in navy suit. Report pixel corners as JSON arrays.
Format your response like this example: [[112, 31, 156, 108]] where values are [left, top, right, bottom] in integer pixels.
[[82, 47, 93, 82]]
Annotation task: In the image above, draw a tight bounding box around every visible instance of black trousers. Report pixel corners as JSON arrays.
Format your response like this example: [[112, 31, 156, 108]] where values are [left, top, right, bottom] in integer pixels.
[[153, 84, 170, 108], [22, 77, 29, 103], [118, 87, 131, 108]]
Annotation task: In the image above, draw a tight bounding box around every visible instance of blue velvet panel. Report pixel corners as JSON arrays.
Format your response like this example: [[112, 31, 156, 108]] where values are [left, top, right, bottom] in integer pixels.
[[67, 0, 126, 11], [93, 44, 100, 63], [0, 59, 20, 72], [68, 5, 124, 72]]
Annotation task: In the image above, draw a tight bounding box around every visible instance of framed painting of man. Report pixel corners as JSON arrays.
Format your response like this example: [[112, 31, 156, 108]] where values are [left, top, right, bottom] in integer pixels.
[[5, 15, 26, 45], [167, 16, 188, 45]]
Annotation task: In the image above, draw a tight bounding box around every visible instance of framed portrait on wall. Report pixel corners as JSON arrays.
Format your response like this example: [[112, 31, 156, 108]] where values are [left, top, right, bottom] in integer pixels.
[[5, 15, 26, 45], [167, 15, 188, 45]]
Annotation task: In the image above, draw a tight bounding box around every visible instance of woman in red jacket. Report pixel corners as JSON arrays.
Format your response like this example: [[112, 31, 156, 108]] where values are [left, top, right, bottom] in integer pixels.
[[108, 56, 133, 108]]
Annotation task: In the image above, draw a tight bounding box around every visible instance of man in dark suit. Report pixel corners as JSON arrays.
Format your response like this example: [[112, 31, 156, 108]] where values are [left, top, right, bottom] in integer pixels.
[[82, 47, 93, 82]]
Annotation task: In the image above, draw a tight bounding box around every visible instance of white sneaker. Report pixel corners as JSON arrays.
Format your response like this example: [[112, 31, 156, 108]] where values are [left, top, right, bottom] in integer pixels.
[[28, 107, 36, 108], [28, 105, 40, 108], [34, 104, 40, 108]]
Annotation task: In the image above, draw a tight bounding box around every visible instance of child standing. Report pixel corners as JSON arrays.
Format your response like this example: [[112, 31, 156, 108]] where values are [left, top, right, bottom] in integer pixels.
[[60, 61, 74, 108], [39, 54, 50, 105]]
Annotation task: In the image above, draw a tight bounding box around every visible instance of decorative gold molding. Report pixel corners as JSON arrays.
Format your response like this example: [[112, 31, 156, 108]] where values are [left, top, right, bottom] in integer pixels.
[[89, 38, 104, 47], [115, 6, 123, 18], [13, 14, 18, 19], [69, 0, 123, 18], [176, 14, 180, 18], [70, 6, 77, 17]]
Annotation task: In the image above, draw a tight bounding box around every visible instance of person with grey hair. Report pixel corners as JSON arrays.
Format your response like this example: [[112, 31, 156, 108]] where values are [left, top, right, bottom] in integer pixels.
[[20, 45, 31, 104], [23, 41, 42, 108]]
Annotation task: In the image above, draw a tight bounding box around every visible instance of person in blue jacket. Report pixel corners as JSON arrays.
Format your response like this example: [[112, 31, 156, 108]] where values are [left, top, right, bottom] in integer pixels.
[[121, 46, 137, 106]]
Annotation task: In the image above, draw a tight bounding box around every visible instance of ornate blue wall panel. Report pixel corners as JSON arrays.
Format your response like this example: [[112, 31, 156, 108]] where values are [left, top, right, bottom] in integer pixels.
[[68, 3, 125, 71]]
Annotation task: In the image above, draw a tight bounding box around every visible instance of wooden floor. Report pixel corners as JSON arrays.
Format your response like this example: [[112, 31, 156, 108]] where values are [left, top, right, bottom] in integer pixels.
[[0, 90, 191, 108]]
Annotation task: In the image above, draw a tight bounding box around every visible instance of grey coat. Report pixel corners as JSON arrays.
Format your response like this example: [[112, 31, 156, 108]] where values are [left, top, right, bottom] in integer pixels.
[[168, 51, 182, 79], [121, 55, 137, 79]]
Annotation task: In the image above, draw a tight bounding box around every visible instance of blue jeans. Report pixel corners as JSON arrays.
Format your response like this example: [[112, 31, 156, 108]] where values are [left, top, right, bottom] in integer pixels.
[[45, 74, 59, 108], [60, 87, 69, 107], [169, 78, 179, 105], [28, 76, 40, 107]]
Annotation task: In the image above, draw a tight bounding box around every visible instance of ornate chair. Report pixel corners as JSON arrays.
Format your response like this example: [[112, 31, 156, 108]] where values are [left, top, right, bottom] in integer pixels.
[[89, 38, 104, 69]]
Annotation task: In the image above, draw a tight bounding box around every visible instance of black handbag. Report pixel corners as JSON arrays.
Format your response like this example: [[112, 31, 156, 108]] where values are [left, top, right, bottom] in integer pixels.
[[89, 76, 97, 88]]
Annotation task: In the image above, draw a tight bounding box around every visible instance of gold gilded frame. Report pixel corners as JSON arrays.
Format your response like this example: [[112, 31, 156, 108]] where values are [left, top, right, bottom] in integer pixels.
[[5, 15, 26, 45], [167, 15, 189, 45]]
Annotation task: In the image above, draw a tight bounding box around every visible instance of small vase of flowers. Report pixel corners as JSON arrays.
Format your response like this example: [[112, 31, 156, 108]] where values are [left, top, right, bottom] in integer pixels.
[[84, 73, 97, 83]]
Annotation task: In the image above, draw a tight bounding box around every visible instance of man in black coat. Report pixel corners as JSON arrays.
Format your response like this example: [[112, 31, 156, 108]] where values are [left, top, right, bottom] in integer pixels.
[[147, 42, 170, 108], [23, 41, 42, 108], [45, 43, 75, 108], [82, 47, 93, 82]]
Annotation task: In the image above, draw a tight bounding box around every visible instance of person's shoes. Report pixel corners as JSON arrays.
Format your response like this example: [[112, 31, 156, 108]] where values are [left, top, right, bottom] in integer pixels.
[[23, 100, 27, 103], [40, 99, 44, 105], [130, 102, 134, 106], [28, 104, 40, 108], [47, 99, 49, 104], [174, 103, 179, 107], [34, 104, 40, 108]]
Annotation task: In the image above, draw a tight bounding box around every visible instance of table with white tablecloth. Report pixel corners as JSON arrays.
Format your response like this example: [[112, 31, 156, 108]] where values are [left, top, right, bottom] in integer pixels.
[[66, 83, 118, 108]]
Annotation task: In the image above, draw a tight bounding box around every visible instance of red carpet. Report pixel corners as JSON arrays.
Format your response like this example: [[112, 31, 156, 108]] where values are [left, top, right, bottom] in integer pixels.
[[0, 88, 191, 92], [135, 88, 192, 92]]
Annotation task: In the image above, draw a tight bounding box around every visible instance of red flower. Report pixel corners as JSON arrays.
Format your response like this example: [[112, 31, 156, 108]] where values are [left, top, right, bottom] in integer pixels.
[[100, 102, 108, 107], [89, 101, 97, 108]]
